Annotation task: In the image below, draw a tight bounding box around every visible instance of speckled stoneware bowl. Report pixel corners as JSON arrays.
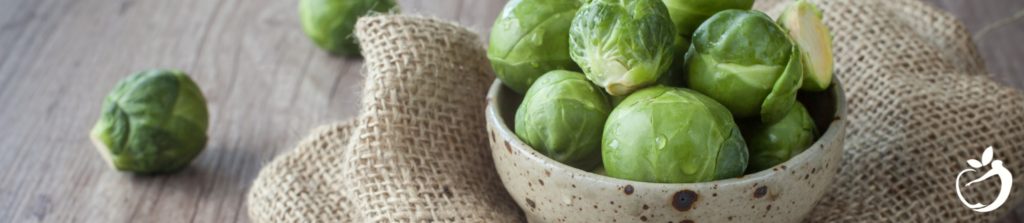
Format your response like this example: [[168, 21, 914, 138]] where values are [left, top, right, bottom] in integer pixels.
[[485, 77, 846, 223]]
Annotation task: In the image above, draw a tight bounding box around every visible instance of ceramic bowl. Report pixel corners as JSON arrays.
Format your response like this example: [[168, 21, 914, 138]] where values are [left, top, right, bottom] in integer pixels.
[[485, 77, 846, 223]]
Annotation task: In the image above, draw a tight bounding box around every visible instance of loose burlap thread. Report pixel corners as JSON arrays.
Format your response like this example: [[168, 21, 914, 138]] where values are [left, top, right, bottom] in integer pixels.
[[248, 0, 1024, 222]]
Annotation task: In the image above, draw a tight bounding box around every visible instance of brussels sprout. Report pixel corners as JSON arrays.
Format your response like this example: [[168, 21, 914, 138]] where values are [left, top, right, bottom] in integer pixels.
[[653, 35, 689, 88], [602, 86, 747, 183], [299, 0, 398, 56], [686, 10, 803, 124], [569, 0, 676, 96], [778, 0, 834, 91], [488, 0, 583, 94], [661, 0, 754, 36], [515, 70, 611, 170], [90, 69, 209, 174], [741, 102, 818, 173]]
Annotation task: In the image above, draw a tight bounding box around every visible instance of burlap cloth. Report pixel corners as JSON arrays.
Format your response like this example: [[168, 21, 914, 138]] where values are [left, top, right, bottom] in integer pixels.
[[247, 0, 1024, 222]]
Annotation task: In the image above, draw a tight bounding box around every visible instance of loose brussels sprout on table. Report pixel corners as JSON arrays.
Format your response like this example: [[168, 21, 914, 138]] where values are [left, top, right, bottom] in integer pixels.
[[661, 0, 755, 36], [741, 102, 818, 173], [686, 9, 803, 124], [602, 86, 748, 183], [569, 0, 676, 96], [90, 69, 209, 174], [778, 0, 835, 91], [299, 0, 398, 56], [515, 70, 612, 171], [488, 0, 583, 94]]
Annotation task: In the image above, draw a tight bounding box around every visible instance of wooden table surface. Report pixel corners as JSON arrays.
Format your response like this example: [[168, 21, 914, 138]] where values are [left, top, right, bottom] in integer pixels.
[[0, 0, 1020, 222]]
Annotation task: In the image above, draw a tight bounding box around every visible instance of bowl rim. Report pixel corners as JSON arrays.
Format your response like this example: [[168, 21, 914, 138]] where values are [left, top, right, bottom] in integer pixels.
[[486, 76, 847, 187]]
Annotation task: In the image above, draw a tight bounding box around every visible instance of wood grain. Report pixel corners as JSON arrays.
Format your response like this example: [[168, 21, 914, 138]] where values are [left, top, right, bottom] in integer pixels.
[[0, 0, 507, 222], [0, 0, 1020, 222]]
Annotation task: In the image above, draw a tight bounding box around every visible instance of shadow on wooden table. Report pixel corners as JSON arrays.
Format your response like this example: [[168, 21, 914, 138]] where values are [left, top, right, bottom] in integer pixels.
[[106, 146, 261, 222]]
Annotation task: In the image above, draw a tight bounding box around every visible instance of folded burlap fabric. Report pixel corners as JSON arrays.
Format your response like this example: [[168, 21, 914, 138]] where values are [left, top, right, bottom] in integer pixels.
[[247, 0, 1024, 222], [247, 16, 523, 222], [758, 0, 1024, 222]]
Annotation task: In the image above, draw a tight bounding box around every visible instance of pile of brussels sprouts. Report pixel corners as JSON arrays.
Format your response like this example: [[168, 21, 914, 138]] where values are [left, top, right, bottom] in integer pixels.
[[490, 0, 834, 183]]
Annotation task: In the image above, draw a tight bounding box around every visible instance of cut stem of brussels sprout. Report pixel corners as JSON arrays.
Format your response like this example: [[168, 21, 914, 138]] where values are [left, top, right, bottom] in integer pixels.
[[778, 0, 834, 91], [587, 52, 634, 95], [89, 133, 117, 170]]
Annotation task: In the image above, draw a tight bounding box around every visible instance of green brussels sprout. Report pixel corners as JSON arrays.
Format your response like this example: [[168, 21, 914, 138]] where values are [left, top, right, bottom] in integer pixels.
[[569, 0, 676, 96], [602, 86, 747, 183], [778, 0, 834, 91], [515, 70, 612, 170], [488, 0, 583, 94], [90, 69, 209, 174], [653, 35, 689, 87], [299, 0, 398, 56], [686, 9, 803, 124], [661, 0, 754, 36], [741, 102, 818, 173]]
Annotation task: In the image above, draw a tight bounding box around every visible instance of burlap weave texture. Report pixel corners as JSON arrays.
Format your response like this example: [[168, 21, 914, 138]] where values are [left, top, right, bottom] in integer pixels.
[[248, 16, 523, 222], [759, 0, 1024, 222], [248, 0, 1024, 222]]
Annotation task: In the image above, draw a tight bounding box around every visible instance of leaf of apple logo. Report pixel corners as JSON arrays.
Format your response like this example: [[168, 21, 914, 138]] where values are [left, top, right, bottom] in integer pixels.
[[957, 146, 1012, 212], [967, 159, 982, 168]]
